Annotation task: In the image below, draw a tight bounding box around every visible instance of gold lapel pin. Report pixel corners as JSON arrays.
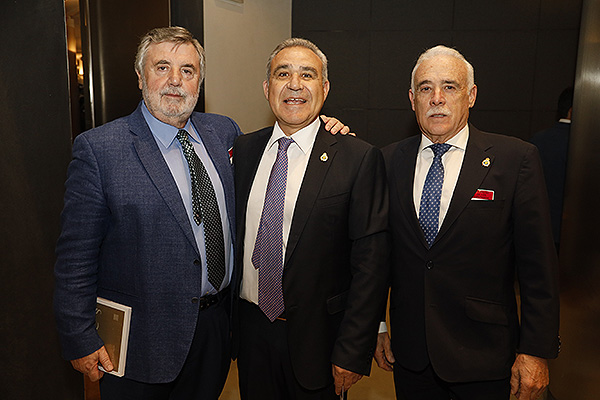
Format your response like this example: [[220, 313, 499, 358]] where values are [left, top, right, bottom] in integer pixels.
[[320, 152, 328, 162], [482, 157, 491, 167]]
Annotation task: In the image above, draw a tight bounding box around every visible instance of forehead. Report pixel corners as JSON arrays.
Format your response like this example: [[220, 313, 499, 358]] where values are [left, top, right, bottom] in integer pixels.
[[146, 41, 199, 65], [270, 46, 323, 73], [414, 55, 468, 85]]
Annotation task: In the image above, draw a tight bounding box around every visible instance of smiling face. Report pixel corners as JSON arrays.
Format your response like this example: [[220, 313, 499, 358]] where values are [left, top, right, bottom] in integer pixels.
[[409, 54, 477, 143], [263, 46, 330, 136], [137, 41, 201, 128]]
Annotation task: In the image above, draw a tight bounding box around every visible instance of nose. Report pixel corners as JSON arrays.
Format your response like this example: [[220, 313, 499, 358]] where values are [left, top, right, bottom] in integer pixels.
[[287, 73, 302, 91], [430, 87, 445, 106], [168, 69, 182, 86]]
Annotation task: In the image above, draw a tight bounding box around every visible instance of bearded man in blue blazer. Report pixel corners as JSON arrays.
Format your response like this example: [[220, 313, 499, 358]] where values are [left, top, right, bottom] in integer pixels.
[[54, 27, 240, 399]]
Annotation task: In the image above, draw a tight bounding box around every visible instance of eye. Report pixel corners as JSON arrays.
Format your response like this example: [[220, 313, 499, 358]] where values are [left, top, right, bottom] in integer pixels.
[[419, 86, 431, 93], [445, 85, 456, 91], [182, 68, 194, 76], [157, 65, 168, 71], [302, 72, 315, 79], [277, 71, 289, 78]]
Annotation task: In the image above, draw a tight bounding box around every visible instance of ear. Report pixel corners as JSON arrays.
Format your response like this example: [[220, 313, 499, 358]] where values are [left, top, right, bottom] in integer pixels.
[[263, 80, 269, 100], [136, 69, 143, 91], [468, 85, 478, 108], [322, 80, 330, 100], [409, 89, 416, 112]]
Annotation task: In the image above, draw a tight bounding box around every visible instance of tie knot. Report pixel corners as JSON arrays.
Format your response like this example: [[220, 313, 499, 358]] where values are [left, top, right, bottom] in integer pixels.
[[176, 129, 191, 144], [278, 137, 294, 152], [430, 143, 452, 158]]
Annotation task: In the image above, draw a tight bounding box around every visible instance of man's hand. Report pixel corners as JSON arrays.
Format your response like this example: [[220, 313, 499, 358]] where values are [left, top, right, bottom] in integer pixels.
[[374, 332, 395, 371], [332, 364, 363, 395], [320, 115, 353, 136], [510, 353, 549, 399], [70, 346, 114, 382]]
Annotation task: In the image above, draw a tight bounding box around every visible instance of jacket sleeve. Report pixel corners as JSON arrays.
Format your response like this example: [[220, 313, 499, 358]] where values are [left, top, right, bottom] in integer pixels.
[[54, 133, 107, 361]]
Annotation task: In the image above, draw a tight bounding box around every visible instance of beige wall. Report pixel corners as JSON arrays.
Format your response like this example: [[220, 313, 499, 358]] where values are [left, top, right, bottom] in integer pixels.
[[204, 0, 291, 133]]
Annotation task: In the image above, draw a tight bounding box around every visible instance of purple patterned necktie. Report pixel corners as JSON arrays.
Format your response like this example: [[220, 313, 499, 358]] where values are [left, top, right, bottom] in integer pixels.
[[252, 137, 294, 321], [419, 143, 452, 247]]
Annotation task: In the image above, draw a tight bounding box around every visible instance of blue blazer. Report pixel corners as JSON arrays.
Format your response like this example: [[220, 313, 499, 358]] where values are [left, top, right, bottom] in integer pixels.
[[54, 103, 241, 383]]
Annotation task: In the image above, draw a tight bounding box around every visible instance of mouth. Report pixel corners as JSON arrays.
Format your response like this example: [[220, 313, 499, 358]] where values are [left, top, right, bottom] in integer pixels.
[[284, 97, 307, 105]]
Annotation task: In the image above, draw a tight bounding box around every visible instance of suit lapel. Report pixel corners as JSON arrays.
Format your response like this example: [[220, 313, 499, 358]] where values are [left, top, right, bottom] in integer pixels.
[[191, 114, 236, 242], [128, 108, 199, 255], [391, 136, 429, 248], [435, 126, 494, 244], [285, 127, 337, 265]]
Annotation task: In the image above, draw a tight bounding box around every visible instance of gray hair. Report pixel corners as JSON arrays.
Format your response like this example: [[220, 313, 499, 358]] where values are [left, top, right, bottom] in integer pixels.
[[265, 38, 328, 85], [411, 45, 475, 92], [135, 26, 206, 85]]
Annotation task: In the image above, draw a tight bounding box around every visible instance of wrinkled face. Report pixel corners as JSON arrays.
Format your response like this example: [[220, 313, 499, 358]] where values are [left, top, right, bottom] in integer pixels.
[[263, 46, 330, 136], [409, 55, 477, 143], [137, 41, 200, 128]]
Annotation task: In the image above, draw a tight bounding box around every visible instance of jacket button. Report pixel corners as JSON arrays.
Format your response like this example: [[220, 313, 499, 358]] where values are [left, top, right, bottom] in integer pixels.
[[194, 259, 201, 266], [191, 297, 199, 303], [426, 261, 434, 270]]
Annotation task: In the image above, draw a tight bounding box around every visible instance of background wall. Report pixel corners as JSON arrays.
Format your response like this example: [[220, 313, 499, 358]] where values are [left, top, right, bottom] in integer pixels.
[[0, 1, 81, 398], [293, 0, 581, 148], [203, 0, 292, 133]]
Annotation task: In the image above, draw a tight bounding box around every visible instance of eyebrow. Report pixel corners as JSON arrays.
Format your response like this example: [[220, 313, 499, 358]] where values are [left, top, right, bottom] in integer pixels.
[[153, 60, 196, 70], [272, 64, 318, 75], [416, 79, 461, 87]]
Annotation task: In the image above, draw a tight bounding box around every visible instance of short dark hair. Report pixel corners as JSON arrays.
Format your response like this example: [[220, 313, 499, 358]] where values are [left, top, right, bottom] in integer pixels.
[[557, 87, 574, 120]]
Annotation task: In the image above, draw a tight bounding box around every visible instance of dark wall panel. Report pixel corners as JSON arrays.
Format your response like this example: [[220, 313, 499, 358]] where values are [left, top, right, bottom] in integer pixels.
[[293, 0, 581, 147], [84, 0, 170, 126], [0, 0, 81, 398]]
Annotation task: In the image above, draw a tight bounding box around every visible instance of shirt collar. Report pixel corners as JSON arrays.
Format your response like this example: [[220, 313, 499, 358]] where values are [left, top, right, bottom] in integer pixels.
[[267, 118, 321, 154], [418, 123, 469, 154], [141, 101, 197, 147]]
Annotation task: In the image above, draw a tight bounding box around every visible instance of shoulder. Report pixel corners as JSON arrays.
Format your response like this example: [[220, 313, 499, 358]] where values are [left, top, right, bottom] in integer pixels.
[[191, 112, 242, 137], [471, 127, 536, 155]]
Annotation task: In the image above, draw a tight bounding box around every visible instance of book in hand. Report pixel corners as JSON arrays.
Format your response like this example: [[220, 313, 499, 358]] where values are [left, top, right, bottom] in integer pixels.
[[95, 297, 132, 377]]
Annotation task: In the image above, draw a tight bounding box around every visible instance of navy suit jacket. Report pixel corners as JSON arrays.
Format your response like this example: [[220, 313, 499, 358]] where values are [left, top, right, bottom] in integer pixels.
[[54, 103, 241, 383], [233, 125, 390, 390], [383, 125, 560, 382]]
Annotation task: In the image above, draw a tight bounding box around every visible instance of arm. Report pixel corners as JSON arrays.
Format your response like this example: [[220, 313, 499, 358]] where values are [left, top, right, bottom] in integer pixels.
[[511, 144, 559, 396], [330, 146, 390, 390], [71, 346, 114, 382], [54, 134, 109, 365]]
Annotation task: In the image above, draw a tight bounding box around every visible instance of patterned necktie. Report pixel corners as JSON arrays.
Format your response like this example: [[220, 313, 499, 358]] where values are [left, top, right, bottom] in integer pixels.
[[419, 143, 452, 247], [252, 137, 294, 322], [176, 130, 225, 291]]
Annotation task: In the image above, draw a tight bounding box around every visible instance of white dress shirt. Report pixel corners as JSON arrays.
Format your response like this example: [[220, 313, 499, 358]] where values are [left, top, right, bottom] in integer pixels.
[[240, 118, 320, 304], [413, 124, 469, 227]]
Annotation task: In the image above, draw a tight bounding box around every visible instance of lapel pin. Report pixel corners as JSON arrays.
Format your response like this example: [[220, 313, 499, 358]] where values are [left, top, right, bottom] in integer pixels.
[[482, 157, 491, 167], [320, 152, 328, 162]]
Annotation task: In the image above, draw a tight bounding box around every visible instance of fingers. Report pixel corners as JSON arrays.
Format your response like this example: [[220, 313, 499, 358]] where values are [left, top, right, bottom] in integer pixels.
[[70, 346, 112, 382], [510, 354, 549, 399], [375, 332, 395, 371], [97, 346, 114, 372], [332, 364, 363, 395], [320, 115, 351, 135]]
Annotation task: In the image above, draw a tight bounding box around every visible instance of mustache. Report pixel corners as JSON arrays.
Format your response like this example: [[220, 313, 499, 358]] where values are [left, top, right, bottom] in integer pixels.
[[161, 88, 187, 98], [426, 107, 451, 117]]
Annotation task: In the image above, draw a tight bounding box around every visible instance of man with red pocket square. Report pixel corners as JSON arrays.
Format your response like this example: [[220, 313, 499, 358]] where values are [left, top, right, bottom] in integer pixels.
[[376, 45, 559, 400]]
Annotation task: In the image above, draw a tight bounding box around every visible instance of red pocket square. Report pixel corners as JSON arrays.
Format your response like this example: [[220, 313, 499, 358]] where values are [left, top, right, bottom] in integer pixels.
[[472, 189, 494, 201]]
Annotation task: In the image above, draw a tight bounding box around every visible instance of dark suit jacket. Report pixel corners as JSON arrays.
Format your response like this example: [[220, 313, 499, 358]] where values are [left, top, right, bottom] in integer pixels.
[[233, 125, 390, 390], [531, 121, 570, 244], [54, 103, 241, 383], [383, 125, 560, 383]]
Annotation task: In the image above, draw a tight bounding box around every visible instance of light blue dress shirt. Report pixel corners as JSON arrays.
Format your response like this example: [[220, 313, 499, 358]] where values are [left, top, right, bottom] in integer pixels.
[[141, 102, 233, 295]]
